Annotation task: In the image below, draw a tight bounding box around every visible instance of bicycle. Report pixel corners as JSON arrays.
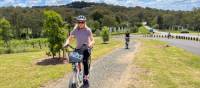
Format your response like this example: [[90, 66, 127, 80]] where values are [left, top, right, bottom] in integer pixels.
[[64, 44, 92, 88]]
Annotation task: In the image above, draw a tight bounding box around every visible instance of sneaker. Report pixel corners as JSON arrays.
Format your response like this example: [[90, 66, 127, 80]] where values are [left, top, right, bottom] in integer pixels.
[[83, 79, 89, 87]]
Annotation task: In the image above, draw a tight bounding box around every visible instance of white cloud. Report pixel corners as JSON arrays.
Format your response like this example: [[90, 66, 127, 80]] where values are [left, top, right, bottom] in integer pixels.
[[25, 0, 42, 7], [45, 0, 68, 6], [0, 0, 15, 6]]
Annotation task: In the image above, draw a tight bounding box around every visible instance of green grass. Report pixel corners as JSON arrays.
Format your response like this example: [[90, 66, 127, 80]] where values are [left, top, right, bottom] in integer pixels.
[[0, 37, 123, 88], [133, 39, 200, 88]]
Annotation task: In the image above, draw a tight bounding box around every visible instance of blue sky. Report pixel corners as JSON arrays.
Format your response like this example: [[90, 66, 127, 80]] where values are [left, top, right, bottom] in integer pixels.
[[0, 0, 200, 11]]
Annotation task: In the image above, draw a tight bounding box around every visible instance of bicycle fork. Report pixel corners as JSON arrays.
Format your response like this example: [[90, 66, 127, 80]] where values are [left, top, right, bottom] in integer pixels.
[[72, 63, 83, 87]]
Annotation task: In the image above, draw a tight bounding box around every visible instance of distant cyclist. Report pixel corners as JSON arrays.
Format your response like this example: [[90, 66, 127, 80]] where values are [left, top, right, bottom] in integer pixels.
[[64, 15, 95, 86], [125, 32, 130, 49]]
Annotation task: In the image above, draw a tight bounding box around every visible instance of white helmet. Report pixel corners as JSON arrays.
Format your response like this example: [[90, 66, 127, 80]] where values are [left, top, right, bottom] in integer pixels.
[[76, 15, 87, 21]]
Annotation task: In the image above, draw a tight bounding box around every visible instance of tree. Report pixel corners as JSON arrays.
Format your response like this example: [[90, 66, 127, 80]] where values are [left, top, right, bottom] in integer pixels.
[[115, 16, 121, 25], [43, 10, 67, 58], [102, 15, 117, 27], [91, 11, 104, 29], [138, 12, 144, 22], [88, 20, 100, 33], [158, 15, 164, 29], [101, 26, 110, 43], [0, 18, 12, 47]]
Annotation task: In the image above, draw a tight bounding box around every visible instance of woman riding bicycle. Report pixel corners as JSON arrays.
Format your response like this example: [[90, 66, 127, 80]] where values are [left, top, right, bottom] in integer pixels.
[[64, 15, 95, 85]]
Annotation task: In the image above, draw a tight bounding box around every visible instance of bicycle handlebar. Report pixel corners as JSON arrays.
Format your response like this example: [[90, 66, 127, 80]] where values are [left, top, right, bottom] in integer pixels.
[[63, 44, 92, 50], [64, 44, 75, 49]]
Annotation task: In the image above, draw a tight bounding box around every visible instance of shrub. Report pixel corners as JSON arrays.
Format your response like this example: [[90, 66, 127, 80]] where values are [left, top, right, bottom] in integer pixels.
[[130, 26, 138, 33], [181, 31, 189, 33], [101, 26, 110, 43], [138, 26, 149, 34], [95, 29, 101, 36]]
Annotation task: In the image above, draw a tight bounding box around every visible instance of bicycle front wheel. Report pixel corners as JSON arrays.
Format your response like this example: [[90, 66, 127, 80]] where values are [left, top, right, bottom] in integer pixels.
[[69, 72, 78, 88]]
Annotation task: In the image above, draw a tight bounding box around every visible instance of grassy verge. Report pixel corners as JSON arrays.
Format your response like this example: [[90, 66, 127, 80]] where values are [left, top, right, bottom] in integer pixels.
[[0, 37, 123, 88], [133, 39, 200, 88]]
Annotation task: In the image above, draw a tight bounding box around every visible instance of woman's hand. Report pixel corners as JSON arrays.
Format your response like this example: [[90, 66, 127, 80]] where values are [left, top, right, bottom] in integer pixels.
[[63, 35, 74, 48], [63, 43, 68, 48], [88, 42, 94, 48]]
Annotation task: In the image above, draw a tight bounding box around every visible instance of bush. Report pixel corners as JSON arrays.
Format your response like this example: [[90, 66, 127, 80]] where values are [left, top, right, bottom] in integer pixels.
[[181, 31, 189, 33], [130, 26, 138, 33], [152, 24, 159, 29], [135, 23, 142, 27], [95, 29, 101, 36], [101, 26, 110, 43], [138, 26, 149, 34]]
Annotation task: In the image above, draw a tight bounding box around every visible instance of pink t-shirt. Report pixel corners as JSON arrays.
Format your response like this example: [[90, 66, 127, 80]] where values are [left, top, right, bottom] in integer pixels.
[[70, 28, 92, 49]]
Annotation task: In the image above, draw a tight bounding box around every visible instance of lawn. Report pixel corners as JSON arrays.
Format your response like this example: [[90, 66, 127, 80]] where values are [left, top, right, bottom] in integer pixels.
[[132, 39, 200, 88], [0, 37, 123, 88]]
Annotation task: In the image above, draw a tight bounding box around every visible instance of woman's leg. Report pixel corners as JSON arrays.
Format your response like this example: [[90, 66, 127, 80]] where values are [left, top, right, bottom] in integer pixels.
[[83, 49, 90, 76]]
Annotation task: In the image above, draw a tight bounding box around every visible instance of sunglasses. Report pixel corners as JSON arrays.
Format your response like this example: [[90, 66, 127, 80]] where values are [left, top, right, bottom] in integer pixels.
[[78, 21, 85, 24]]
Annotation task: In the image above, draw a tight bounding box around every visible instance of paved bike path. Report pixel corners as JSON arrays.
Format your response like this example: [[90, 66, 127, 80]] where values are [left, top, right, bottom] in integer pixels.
[[90, 39, 136, 88], [42, 37, 137, 88]]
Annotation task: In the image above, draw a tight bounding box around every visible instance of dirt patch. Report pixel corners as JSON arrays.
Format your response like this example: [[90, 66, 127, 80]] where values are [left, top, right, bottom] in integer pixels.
[[36, 57, 67, 66]]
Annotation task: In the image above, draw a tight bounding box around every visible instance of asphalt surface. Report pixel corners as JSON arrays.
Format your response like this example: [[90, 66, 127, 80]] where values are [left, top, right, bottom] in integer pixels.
[[42, 36, 137, 88], [90, 38, 136, 88]]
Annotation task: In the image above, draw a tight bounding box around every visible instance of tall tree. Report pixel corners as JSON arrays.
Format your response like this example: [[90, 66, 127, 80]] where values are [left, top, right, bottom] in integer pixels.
[[0, 18, 12, 47], [91, 11, 104, 29], [157, 15, 164, 29], [43, 10, 67, 58]]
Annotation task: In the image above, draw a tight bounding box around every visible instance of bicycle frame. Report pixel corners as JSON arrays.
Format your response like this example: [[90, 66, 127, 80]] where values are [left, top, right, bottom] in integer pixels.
[[64, 44, 92, 88], [70, 62, 84, 88]]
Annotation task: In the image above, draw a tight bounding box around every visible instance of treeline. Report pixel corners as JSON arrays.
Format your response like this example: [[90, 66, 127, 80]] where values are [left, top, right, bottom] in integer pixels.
[[0, 1, 200, 39]]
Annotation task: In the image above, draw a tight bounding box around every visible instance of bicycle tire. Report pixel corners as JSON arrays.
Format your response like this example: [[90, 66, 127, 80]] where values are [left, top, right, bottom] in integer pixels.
[[69, 72, 78, 88]]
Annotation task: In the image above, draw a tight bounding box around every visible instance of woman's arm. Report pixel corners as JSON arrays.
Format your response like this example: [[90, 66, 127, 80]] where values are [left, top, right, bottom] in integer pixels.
[[89, 34, 95, 48], [63, 35, 74, 47]]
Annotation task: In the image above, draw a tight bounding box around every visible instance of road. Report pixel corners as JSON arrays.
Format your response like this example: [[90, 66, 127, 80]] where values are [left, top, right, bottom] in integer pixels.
[[144, 25, 200, 38], [144, 25, 200, 55], [42, 36, 137, 88]]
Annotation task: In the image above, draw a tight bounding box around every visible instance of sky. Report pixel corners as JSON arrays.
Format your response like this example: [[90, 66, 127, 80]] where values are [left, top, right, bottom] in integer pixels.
[[0, 0, 200, 11]]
